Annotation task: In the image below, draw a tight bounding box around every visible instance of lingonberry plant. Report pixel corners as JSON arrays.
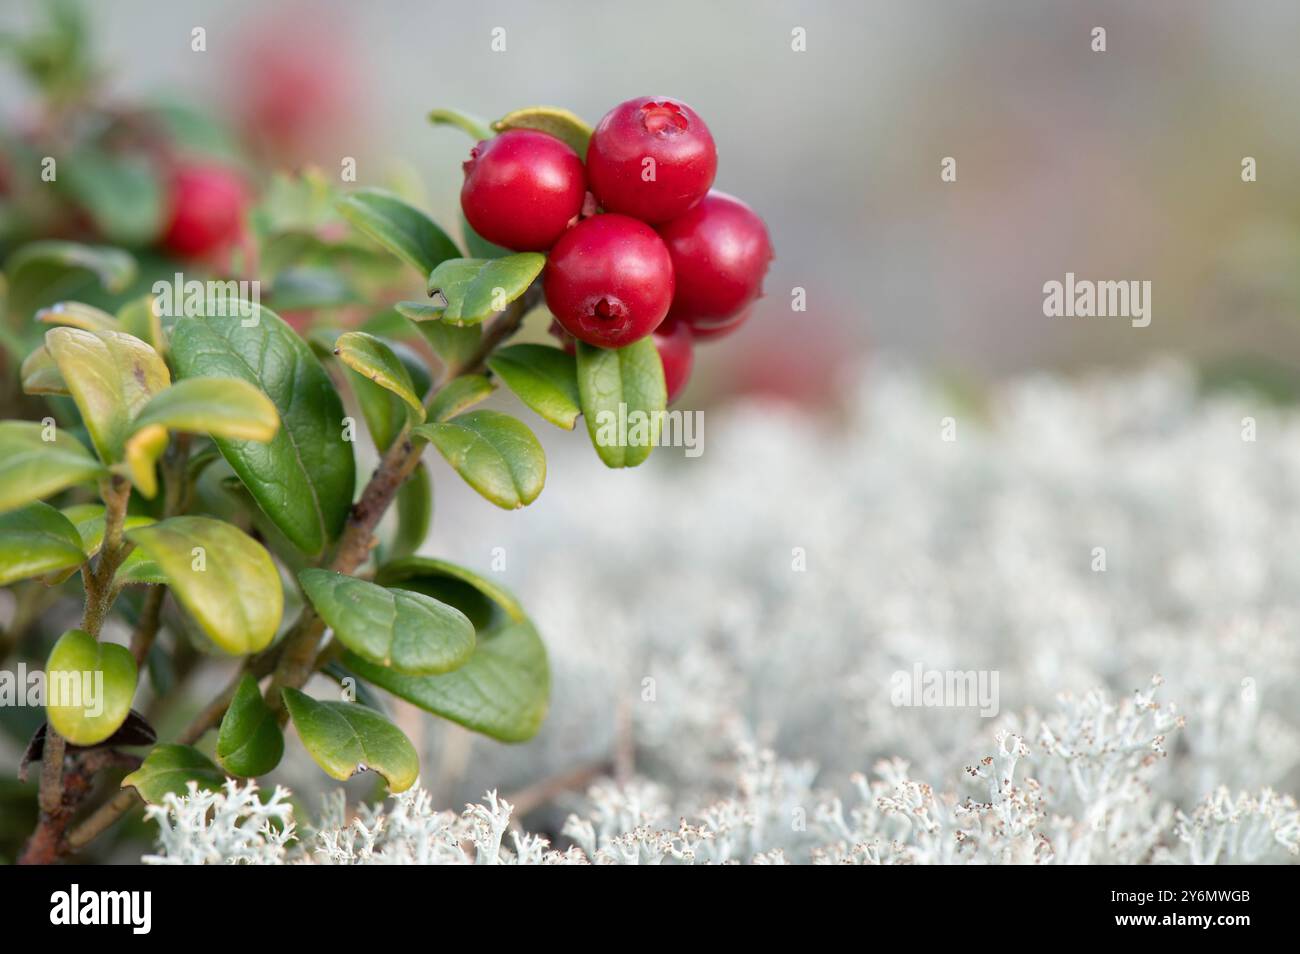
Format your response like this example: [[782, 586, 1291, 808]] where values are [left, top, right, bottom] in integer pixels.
[[0, 12, 772, 864]]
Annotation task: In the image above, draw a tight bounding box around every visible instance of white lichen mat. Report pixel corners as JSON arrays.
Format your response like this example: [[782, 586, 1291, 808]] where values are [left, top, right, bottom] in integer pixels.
[[148, 361, 1300, 863]]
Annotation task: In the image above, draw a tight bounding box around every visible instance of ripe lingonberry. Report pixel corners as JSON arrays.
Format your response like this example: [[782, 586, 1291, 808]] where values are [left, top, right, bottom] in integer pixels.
[[543, 214, 675, 348], [161, 164, 248, 257], [653, 318, 694, 403], [659, 191, 772, 336], [461, 129, 586, 252], [586, 96, 717, 224]]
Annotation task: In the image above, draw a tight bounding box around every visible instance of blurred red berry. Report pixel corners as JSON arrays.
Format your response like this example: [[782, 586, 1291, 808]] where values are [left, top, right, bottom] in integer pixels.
[[544, 214, 675, 348], [461, 130, 586, 252], [652, 318, 694, 403], [161, 164, 249, 258], [659, 191, 772, 333], [688, 305, 753, 342], [586, 96, 717, 224]]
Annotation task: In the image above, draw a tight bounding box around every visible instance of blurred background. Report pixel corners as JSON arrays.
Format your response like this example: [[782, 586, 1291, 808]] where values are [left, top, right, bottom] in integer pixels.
[[2, 0, 1300, 862]]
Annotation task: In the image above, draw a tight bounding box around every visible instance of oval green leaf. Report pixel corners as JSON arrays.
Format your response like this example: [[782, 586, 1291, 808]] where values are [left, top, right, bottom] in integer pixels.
[[488, 343, 581, 429], [282, 688, 418, 792], [0, 502, 86, 586], [492, 105, 592, 156], [300, 568, 474, 675], [4, 242, 135, 326], [168, 301, 355, 556], [122, 743, 224, 804], [334, 331, 425, 419], [45, 327, 171, 462], [388, 461, 431, 560], [337, 188, 461, 277], [427, 374, 495, 422], [216, 674, 284, 777], [45, 628, 137, 746], [36, 301, 120, 332], [349, 558, 549, 742], [0, 420, 104, 513], [130, 377, 281, 442], [126, 516, 284, 655], [575, 338, 667, 468], [415, 410, 545, 509], [426, 254, 544, 325]]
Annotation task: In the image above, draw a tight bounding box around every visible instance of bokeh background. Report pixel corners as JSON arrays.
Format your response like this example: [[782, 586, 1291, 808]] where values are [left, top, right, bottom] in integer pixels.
[[3, 0, 1300, 862]]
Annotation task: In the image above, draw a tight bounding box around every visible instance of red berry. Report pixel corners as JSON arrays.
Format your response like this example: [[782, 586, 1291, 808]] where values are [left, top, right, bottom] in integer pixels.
[[659, 191, 772, 333], [688, 305, 753, 342], [161, 164, 248, 257], [652, 318, 694, 403], [543, 214, 675, 348], [460, 130, 586, 252], [586, 97, 717, 224]]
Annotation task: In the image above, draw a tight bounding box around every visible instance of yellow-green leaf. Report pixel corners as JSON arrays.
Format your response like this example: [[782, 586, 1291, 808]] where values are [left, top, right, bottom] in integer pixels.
[[0, 502, 86, 586], [122, 744, 224, 804], [123, 423, 168, 498], [492, 105, 592, 156], [0, 421, 104, 513], [427, 374, 494, 422], [126, 516, 283, 654], [131, 377, 281, 442], [282, 688, 418, 792], [19, 346, 68, 395], [334, 332, 426, 419], [45, 327, 171, 462], [414, 410, 545, 509], [45, 629, 137, 746], [36, 301, 120, 332]]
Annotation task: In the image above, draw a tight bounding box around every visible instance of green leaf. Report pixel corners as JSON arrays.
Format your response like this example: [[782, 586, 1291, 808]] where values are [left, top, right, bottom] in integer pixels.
[[53, 504, 155, 585], [45, 628, 137, 746], [575, 338, 667, 468], [4, 241, 135, 325], [415, 410, 545, 509], [0, 420, 104, 513], [0, 502, 86, 586], [59, 149, 165, 245], [168, 301, 355, 556], [115, 294, 165, 354], [216, 674, 284, 777], [45, 327, 171, 462], [333, 331, 426, 419], [426, 254, 544, 325], [427, 374, 494, 422], [36, 301, 119, 332], [426, 107, 493, 141], [131, 377, 281, 442], [19, 346, 68, 395], [461, 212, 511, 259], [398, 302, 482, 369], [282, 688, 418, 792], [126, 516, 283, 655], [337, 188, 461, 276], [348, 558, 549, 742], [342, 338, 431, 452], [300, 568, 474, 675], [123, 423, 168, 498], [121, 744, 224, 804], [488, 343, 581, 429], [389, 461, 431, 560], [492, 105, 592, 156]]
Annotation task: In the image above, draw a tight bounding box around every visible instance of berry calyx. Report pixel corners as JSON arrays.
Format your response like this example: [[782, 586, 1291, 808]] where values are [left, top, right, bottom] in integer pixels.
[[652, 318, 694, 403], [543, 214, 675, 348], [460, 129, 586, 252], [586, 96, 717, 224], [658, 191, 772, 332], [161, 164, 249, 258]]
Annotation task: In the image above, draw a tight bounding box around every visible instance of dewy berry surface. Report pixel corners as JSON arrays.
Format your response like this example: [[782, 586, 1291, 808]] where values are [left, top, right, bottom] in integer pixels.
[[652, 317, 695, 402], [461, 129, 586, 252], [659, 190, 773, 331], [161, 164, 248, 257], [543, 213, 675, 348], [586, 96, 717, 224]]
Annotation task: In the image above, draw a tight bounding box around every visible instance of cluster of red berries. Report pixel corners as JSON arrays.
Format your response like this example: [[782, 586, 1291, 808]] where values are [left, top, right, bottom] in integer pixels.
[[460, 96, 773, 402]]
